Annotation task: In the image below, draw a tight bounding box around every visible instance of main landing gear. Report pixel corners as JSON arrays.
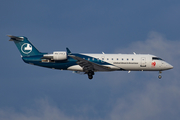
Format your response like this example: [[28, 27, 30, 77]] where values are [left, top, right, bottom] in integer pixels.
[[158, 71, 162, 79], [87, 70, 94, 80]]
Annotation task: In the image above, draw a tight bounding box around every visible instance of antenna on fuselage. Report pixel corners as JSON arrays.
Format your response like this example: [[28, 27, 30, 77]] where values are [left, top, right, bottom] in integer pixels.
[[133, 52, 136, 55]]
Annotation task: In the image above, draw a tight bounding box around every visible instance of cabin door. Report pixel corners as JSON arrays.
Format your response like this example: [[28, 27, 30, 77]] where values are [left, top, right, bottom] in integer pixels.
[[140, 57, 146, 67]]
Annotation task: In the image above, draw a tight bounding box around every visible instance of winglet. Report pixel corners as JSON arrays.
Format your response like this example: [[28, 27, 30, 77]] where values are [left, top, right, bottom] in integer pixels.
[[66, 48, 71, 54]]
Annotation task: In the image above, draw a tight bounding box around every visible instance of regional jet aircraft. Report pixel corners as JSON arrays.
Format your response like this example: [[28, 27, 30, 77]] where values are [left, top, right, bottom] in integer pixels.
[[8, 35, 173, 79]]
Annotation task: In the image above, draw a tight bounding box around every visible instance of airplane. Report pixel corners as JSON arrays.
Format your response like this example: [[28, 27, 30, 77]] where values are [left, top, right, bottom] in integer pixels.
[[8, 35, 173, 79]]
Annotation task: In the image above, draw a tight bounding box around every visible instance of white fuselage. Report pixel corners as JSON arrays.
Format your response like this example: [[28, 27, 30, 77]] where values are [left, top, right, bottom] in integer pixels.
[[67, 53, 173, 72]]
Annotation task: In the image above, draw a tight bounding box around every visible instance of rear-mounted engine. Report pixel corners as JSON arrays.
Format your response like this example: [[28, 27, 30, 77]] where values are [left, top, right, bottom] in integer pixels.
[[53, 51, 67, 60], [42, 51, 67, 62]]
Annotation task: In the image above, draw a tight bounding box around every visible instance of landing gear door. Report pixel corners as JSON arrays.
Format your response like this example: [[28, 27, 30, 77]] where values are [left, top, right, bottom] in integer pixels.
[[140, 57, 146, 67]]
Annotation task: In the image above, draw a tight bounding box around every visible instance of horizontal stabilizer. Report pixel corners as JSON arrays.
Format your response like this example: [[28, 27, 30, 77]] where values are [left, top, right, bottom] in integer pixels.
[[7, 35, 24, 41]]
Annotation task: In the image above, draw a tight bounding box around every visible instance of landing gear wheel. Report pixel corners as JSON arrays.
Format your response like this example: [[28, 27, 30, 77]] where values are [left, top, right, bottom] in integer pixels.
[[158, 71, 162, 79], [158, 75, 162, 79], [87, 70, 94, 80], [88, 75, 93, 79]]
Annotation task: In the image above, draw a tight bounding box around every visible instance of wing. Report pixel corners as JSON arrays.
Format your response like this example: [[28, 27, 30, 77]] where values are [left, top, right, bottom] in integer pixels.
[[69, 55, 118, 72]]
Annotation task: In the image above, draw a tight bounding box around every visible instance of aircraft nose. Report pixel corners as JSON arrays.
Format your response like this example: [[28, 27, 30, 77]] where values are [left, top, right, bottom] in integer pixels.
[[169, 64, 173, 69], [167, 63, 173, 69]]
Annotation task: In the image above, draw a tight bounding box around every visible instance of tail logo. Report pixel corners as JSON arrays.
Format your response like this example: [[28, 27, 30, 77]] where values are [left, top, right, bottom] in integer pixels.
[[21, 43, 32, 54]]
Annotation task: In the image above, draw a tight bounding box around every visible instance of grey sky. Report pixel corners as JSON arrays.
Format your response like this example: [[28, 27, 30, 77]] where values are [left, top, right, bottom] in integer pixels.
[[1, 0, 180, 120]]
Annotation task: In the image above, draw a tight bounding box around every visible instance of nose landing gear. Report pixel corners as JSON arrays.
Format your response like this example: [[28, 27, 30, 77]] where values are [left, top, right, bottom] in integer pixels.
[[158, 71, 162, 79]]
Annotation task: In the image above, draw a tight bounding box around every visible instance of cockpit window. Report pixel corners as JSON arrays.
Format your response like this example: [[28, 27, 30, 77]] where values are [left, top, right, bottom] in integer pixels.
[[152, 57, 163, 60]]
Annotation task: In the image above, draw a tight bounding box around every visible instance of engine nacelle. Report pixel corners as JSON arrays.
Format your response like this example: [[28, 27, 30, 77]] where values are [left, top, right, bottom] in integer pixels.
[[53, 51, 67, 60]]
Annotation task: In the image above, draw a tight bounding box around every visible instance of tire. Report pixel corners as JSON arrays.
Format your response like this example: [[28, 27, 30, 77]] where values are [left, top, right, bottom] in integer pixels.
[[88, 75, 93, 79], [158, 75, 162, 79]]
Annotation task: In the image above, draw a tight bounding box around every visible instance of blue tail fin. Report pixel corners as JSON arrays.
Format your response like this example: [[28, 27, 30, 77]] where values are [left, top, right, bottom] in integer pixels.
[[8, 35, 43, 57]]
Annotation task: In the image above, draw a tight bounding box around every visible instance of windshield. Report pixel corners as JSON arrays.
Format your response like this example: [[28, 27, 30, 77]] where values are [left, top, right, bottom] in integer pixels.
[[152, 57, 163, 61]]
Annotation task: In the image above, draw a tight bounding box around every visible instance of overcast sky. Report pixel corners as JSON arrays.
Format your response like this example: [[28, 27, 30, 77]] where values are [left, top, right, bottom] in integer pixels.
[[1, 0, 180, 120]]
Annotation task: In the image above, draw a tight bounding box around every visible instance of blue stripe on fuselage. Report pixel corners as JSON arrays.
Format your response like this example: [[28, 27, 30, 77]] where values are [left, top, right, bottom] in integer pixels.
[[22, 55, 77, 70], [22, 53, 114, 70]]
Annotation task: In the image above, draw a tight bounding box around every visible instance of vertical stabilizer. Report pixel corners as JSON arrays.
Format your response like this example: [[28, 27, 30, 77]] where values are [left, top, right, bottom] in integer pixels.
[[8, 35, 43, 57]]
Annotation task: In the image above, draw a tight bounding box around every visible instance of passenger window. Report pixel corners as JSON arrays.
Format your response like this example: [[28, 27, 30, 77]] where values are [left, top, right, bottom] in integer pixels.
[[107, 58, 109, 60], [117, 58, 119, 60], [132, 58, 134, 61], [112, 58, 113, 60], [122, 58, 124, 61], [127, 58, 129, 61]]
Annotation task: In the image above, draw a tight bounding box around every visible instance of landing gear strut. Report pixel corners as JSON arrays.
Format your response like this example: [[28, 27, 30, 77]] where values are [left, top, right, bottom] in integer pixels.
[[158, 71, 162, 79], [87, 70, 94, 80]]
